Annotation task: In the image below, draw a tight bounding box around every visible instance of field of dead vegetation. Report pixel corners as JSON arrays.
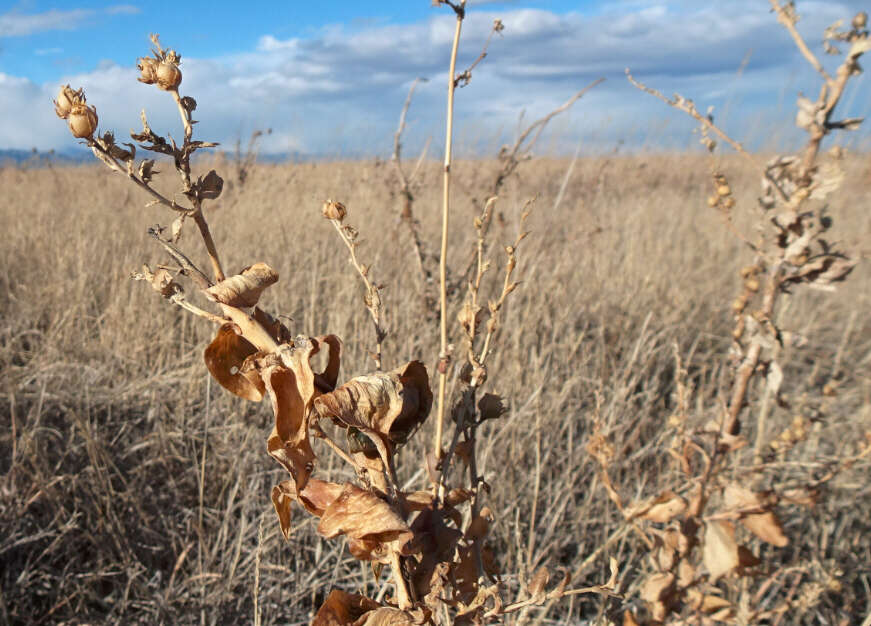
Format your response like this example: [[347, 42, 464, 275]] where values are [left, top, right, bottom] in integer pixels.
[[1, 154, 870, 624]]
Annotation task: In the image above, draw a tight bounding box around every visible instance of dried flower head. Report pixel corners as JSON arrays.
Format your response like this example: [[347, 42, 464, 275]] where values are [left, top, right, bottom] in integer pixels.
[[853, 11, 867, 30], [322, 199, 347, 221], [156, 56, 182, 91], [136, 56, 159, 85], [68, 101, 98, 138], [53, 84, 82, 119]]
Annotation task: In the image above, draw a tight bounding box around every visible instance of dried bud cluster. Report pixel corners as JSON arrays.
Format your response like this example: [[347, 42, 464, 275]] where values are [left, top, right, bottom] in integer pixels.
[[53, 84, 98, 138], [137, 35, 182, 91], [322, 199, 347, 221]]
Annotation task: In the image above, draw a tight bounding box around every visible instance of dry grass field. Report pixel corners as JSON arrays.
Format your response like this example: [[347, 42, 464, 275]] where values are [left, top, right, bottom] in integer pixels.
[[1, 152, 870, 624]]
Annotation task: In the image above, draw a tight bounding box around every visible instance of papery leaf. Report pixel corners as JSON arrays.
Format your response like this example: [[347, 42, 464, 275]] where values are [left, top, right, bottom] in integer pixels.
[[641, 572, 675, 603], [271, 478, 344, 540], [265, 361, 316, 490], [205, 262, 278, 307], [314, 361, 432, 466], [252, 306, 293, 345], [353, 607, 423, 626], [478, 393, 507, 421], [317, 483, 414, 561], [724, 483, 788, 547], [636, 491, 688, 523], [198, 169, 223, 200], [528, 567, 549, 598], [204, 323, 263, 401], [312, 589, 380, 626], [703, 521, 739, 581]]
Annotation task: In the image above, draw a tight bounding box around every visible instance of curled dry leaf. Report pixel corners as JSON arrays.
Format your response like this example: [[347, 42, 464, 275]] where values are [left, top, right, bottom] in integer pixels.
[[354, 607, 427, 626], [205, 262, 278, 307], [631, 490, 688, 523], [203, 323, 264, 401], [271, 478, 345, 540], [317, 483, 414, 561], [724, 483, 789, 547], [527, 567, 549, 599], [266, 363, 316, 492], [478, 393, 507, 421], [312, 589, 380, 626], [314, 361, 432, 465], [703, 521, 739, 582]]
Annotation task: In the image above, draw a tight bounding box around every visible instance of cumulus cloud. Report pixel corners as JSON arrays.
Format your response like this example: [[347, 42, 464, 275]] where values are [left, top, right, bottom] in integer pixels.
[[4, 2, 870, 154], [0, 9, 94, 37]]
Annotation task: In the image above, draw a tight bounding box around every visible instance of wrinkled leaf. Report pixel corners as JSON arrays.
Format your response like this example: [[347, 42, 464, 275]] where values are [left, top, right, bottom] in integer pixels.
[[724, 483, 788, 547], [198, 169, 223, 200], [353, 607, 422, 626], [703, 521, 739, 581], [317, 483, 414, 560], [312, 589, 379, 626], [314, 361, 432, 466], [271, 478, 345, 540], [204, 323, 263, 401], [205, 262, 278, 307], [635, 490, 688, 523]]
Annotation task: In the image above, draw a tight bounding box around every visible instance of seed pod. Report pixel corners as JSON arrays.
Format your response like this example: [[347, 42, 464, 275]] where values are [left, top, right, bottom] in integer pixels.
[[722, 196, 735, 209], [853, 11, 867, 29], [717, 184, 731, 197], [707, 196, 718, 207], [53, 84, 79, 119], [68, 102, 98, 138], [731, 297, 746, 315], [156, 60, 182, 91], [745, 277, 759, 292], [322, 200, 347, 221], [137, 57, 159, 84]]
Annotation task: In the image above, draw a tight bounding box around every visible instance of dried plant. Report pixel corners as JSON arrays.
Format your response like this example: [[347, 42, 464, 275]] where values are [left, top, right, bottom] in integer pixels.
[[51, 19, 616, 624], [612, 4, 870, 623]]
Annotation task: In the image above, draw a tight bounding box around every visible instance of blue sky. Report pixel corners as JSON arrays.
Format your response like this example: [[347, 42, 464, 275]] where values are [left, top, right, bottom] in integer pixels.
[[1, 1, 869, 155]]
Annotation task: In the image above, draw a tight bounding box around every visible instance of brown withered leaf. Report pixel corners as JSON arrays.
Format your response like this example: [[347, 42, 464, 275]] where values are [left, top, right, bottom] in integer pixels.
[[205, 262, 278, 307], [253, 306, 293, 344], [271, 478, 345, 540], [314, 361, 432, 466], [632, 490, 688, 523], [353, 607, 427, 625], [623, 610, 640, 626], [313, 334, 342, 392], [317, 483, 414, 559], [204, 324, 264, 401], [703, 521, 739, 582], [312, 589, 379, 626], [478, 393, 507, 421], [723, 483, 788, 547], [265, 341, 318, 492], [641, 572, 675, 604], [528, 566, 549, 599]]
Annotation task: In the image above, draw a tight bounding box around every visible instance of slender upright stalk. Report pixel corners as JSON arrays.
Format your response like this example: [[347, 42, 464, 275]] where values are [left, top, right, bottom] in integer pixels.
[[434, 1, 466, 461]]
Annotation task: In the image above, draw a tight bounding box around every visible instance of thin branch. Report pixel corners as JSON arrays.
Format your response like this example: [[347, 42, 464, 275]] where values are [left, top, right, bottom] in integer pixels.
[[769, 0, 832, 83], [434, 0, 466, 462]]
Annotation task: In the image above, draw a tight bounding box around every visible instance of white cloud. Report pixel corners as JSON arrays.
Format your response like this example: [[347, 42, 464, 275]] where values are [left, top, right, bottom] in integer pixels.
[[3, 2, 870, 154], [0, 9, 93, 37]]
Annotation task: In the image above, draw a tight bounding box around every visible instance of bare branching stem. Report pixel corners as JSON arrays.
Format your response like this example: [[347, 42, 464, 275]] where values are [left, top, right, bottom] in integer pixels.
[[329, 217, 385, 370], [769, 0, 831, 82], [434, 0, 466, 461], [192, 210, 226, 283]]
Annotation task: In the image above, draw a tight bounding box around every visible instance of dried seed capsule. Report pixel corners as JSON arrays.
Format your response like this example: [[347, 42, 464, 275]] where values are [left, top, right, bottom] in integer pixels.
[[732, 297, 746, 314], [68, 102, 98, 138], [137, 57, 159, 85], [322, 200, 347, 221], [722, 196, 735, 209], [717, 184, 731, 197], [853, 11, 867, 29], [745, 278, 759, 292], [707, 195, 718, 207], [53, 84, 79, 119], [156, 60, 182, 91]]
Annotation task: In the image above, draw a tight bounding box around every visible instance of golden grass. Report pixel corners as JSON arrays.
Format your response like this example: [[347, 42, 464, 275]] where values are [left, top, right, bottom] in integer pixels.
[[2, 153, 870, 623]]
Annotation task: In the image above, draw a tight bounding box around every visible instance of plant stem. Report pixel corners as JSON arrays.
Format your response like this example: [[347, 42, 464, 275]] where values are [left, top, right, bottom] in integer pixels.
[[434, 1, 466, 462]]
